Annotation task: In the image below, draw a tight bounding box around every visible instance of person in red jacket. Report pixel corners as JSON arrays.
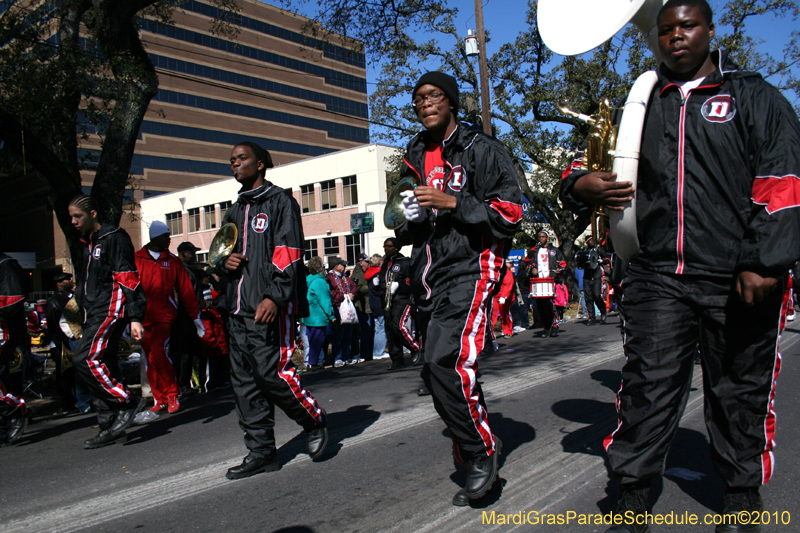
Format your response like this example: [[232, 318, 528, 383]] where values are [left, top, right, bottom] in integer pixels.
[[492, 261, 516, 338], [135, 221, 204, 414]]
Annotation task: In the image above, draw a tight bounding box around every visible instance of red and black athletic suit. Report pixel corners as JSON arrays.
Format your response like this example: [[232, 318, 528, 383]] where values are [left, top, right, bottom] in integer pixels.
[[378, 252, 418, 366], [396, 122, 523, 464], [218, 181, 323, 458], [0, 253, 27, 421], [492, 265, 515, 337], [73, 224, 145, 430], [528, 243, 564, 333], [561, 50, 800, 489], [135, 247, 200, 406]]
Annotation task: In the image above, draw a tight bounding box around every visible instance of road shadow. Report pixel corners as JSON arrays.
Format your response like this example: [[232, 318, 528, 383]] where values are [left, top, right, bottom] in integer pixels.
[[12, 413, 97, 446], [277, 404, 380, 464], [123, 390, 236, 445], [443, 411, 536, 508]]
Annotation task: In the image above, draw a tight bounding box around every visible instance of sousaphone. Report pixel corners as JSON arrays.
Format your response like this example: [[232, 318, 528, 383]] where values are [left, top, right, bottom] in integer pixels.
[[538, 0, 667, 262], [208, 222, 238, 268]]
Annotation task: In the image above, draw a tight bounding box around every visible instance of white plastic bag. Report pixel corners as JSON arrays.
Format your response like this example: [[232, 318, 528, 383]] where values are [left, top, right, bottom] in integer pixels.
[[339, 295, 358, 324]]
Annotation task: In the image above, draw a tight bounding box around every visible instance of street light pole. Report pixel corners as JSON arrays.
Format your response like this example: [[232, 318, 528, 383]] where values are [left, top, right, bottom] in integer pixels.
[[474, 0, 492, 135]]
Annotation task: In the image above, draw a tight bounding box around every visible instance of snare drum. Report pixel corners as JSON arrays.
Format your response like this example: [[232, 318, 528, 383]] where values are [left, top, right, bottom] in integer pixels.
[[530, 277, 555, 298]]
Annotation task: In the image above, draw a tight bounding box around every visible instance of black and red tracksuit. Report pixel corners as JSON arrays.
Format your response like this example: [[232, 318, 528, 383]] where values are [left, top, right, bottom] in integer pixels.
[[219, 181, 322, 457], [396, 123, 523, 463], [378, 252, 418, 366], [0, 253, 26, 420], [73, 224, 145, 429], [561, 50, 800, 488]]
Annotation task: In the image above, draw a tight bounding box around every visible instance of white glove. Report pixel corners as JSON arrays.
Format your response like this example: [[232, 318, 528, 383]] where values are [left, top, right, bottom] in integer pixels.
[[59, 315, 76, 340], [498, 297, 506, 305], [390, 281, 399, 295], [194, 317, 206, 338], [401, 190, 426, 223], [372, 277, 379, 286]]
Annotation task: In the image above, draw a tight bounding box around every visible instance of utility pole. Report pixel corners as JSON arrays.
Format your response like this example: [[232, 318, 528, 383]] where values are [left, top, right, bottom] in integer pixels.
[[474, 0, 492, 135]]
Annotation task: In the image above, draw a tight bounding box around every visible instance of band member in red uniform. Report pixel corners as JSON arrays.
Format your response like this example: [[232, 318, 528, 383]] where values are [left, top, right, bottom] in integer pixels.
[[135, 220, 203, 414], [396, 72, 523, 505], [0, 253, 27, 446], [219, 141, 327, 479], [69, 195, 147, 449]]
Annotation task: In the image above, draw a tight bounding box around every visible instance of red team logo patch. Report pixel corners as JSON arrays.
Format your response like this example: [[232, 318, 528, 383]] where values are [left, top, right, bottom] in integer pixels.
[[701, 95, 736, 123], [251, 213, 269, 233]]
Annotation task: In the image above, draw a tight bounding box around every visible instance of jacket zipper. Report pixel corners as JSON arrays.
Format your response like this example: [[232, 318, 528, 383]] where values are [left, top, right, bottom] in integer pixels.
[[235, 204, 250, 314]]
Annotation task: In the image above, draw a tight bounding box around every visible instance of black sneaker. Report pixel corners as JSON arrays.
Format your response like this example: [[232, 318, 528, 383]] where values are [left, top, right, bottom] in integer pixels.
[[306, 409, 328, 460], [605, 486, 651, 533], [109, 396, 146, 435], [225, 452, 280, 480], [387, 362, 406, 372], [411, 351, 422, 365], [6, 414, 26, 444], [84, 429, 128, 449], [716, 487, 763, 532], [548, 324, 559, 338], [465, 437, 502, 499], [601, 312, 608, 324]]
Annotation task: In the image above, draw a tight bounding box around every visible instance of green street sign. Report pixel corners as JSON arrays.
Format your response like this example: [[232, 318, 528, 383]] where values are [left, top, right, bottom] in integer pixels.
[[351, 212, 374, 234]]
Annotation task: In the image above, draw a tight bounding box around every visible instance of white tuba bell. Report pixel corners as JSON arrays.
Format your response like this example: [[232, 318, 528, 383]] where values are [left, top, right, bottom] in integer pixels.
[[538, 0, 666, 262]]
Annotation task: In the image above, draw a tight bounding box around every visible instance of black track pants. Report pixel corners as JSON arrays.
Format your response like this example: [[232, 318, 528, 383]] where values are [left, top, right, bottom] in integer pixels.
[[385, 301, 419, 366], [228, 314, 323, 456], [605, 263, 785, 488], [418, 280, 498, 464], [72, 314, 138, 429], [534, 297, 557, 331], [584, 275, 606, 319]]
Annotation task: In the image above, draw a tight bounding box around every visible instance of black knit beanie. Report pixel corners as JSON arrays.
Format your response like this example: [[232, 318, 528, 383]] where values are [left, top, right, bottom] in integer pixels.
[[412, 72, 459, 113]]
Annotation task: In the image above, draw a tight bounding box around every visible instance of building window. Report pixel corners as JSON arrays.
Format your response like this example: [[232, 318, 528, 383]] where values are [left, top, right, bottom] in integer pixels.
[[187, 208, 200, 233], [166, 212, 182, 235], [219, 201, 232, 222], [196, 252, 208, 264], [301, 184, 315, 214], [320, 180, 337, 210], [345, 234, 363, 266], [304, 239, 318, 261], [323, 237, 339, 256], [204, 204, 216, 229], [342, 175, 358, 206]]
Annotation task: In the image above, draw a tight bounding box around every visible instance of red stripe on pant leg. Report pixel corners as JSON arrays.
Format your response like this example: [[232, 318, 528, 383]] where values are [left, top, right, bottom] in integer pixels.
[[276, 315, 322, 423], [0, 379, 26, 414], [455, 279, 496, 456], [86, 287, 131, 402], [604, 313, 628, 451], [400, 305, 419, 350], [762, 291, 787, 484]]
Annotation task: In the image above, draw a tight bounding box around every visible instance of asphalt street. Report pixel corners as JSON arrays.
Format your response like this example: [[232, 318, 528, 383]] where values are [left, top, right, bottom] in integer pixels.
[[2, 313, 799, 533]]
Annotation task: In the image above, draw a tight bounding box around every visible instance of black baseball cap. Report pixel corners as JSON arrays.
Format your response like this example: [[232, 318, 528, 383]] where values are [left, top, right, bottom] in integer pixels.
[[53, 272, 73, 283], [177, 241, 200, 253], [357, 253, 369, 262]]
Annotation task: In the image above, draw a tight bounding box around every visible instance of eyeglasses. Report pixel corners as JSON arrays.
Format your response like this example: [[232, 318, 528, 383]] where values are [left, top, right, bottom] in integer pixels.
[[412, 92, 447, 108]]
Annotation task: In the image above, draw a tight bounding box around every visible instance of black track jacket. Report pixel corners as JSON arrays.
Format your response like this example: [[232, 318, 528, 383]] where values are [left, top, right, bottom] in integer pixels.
[[561, 50, 800, 278], [220, 181, 309, 318], [75, 224, 145, 323], [396, 123, 524, 299]]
